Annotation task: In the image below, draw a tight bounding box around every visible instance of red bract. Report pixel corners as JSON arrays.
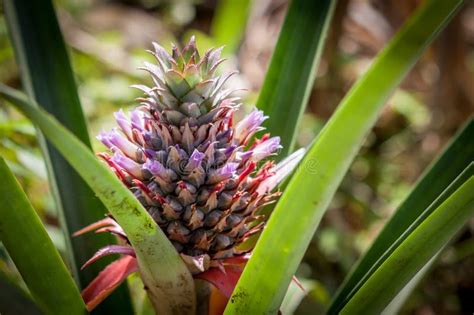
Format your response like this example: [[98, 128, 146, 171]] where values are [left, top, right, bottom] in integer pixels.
[[82, 256, 138, 311]]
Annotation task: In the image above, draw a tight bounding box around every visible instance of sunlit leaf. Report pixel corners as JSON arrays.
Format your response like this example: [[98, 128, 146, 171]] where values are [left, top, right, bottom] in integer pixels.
[[257, 0, 336, 159], [0, 157, 85, 314]]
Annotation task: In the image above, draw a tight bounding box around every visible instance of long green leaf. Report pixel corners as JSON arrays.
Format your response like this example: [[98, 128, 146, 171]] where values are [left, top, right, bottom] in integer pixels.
[[338, 162, 473, 313], [0, 157, 85, 314], [0, 270, 43, 315], [340, 173, 474, 314], [328, 118, 474, 313], [257, 0, 336, 159], [3, 1, 133, 311], [381, 253, 438, 315], [225, 0, 464, 313], [0, 85, 196, 314]]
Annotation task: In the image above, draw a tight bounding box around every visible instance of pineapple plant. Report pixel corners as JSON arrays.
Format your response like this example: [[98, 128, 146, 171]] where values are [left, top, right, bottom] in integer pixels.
[[1, 0, 470, 314], [76, 36, 304, 311]]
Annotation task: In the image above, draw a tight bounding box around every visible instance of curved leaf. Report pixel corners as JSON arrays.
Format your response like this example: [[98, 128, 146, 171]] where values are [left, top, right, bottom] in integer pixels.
[[340, 173, 474, 314], [82, 256, 138, 312], [0, 157, 85, 314], [328, 118, 474, 313], [257, 0, 336, 159], [0, 270, 43, 315]]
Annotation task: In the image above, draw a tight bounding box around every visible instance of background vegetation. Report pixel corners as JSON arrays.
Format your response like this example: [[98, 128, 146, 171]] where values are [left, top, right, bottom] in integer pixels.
[[0, 0, 473, 314]]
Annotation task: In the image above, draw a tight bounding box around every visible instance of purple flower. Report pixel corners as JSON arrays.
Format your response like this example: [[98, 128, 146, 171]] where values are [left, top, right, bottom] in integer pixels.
[[256, 148, 306, 194], [236, 150, 253, 161], [97, 130, 113, 148], [208, 162, 239, 184], [219, 162, 239, 176], [114, 109, 132, 138], [224, 145, 237, 157], [234, 109, 267, 143], [186, 149, 205, 170], [98, 129, 140, 160], [111, 151, 143, 178], [251, 137, 281, 162], [144, 159, 167, 178], [130, 109, 145, 131]]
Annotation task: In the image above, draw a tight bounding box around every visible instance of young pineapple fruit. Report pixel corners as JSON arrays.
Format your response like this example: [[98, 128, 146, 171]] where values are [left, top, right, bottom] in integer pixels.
[[79, 36, 304, 310]]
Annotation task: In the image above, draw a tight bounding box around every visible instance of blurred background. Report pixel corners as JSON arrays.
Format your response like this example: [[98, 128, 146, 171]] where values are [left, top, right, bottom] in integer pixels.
[[0, 0, 473, 314]]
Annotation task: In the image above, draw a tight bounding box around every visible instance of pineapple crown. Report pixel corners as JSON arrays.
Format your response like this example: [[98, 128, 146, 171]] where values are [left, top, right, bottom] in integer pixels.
[[133, 36, 236, 127], [78, 37, 305, 309]]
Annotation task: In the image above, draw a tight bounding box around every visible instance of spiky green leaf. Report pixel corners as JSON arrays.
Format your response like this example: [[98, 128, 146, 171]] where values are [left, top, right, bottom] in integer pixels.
[[340, 168, 474, 314], [0, 157, 85, 315], [257, 0, 336, 158], [328, 118, 474, 313]]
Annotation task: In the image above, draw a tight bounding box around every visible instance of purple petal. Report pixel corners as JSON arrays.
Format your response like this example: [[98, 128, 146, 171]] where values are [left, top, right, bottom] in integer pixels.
[[111, 152, 143, 178], [97, 130, 113, 149], [144, 149, 158, 159], [224, 144, 237, 156], [187, 149, 205, 169], [234, 109, 267, 143], [114, 109, 132, 138], [144, 159, 167, 178], [221, 162, 238, 175], [251, 137, 281, 162], [237, 150, 253, 161], [207, 162, 239, 184], [257, 148, 305, 194], [130, 109, 145, 131], [217, 162, 239, 178], [107, 129, 140, 159]]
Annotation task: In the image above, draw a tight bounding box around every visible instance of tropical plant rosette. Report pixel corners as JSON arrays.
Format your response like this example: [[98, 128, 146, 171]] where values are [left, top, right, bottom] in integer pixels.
[[76, 37, 304, 311]]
